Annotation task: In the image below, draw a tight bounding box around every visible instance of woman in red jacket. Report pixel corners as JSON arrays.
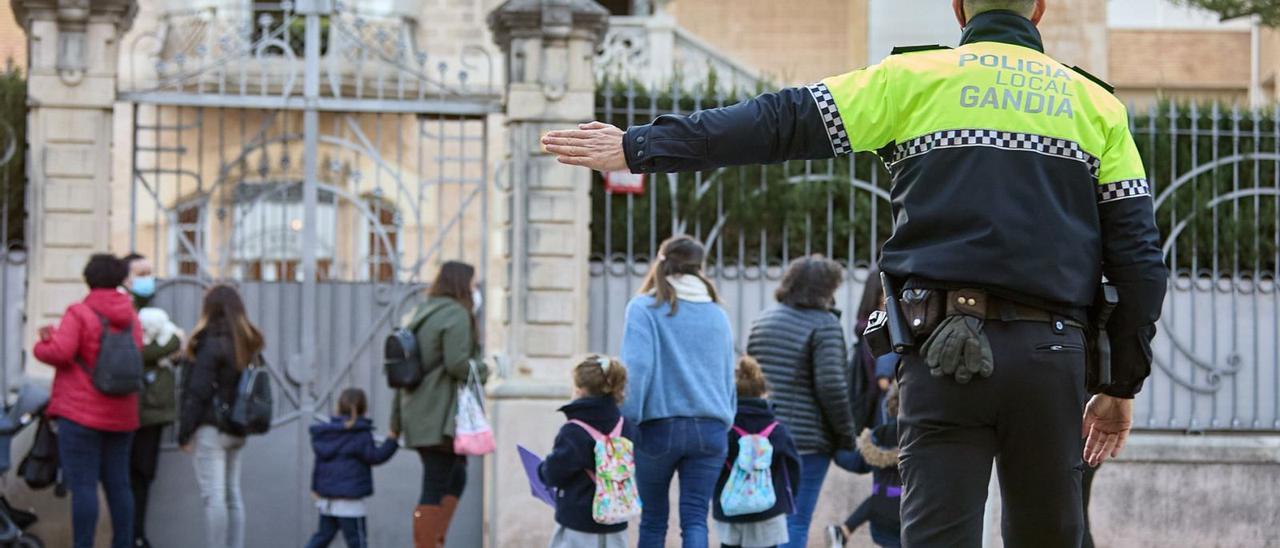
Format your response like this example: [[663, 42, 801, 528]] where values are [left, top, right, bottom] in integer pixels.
[[33, 254, 143, 548]]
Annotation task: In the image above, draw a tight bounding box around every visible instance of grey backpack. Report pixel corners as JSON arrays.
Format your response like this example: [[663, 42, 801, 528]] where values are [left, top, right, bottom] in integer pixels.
[[78, 311, 144, 396]]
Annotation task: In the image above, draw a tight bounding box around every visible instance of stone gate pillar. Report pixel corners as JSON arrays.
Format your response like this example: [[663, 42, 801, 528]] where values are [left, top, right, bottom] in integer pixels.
[[487, 1, 608, 546], [12, 0, 137, 365]]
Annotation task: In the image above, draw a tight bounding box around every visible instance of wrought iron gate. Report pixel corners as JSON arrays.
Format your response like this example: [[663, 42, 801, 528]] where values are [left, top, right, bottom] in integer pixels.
[[121, 2, 499, 545], [589, 83, 1280, 433]]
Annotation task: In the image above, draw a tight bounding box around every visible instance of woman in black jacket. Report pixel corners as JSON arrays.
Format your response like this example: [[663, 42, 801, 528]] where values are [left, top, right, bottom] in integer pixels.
[[745, 255, 856, 548], [178, 285, 264, 548]]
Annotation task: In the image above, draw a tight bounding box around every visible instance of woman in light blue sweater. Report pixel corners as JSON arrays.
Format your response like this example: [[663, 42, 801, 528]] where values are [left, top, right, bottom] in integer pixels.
[[620, 235, 737, 548]]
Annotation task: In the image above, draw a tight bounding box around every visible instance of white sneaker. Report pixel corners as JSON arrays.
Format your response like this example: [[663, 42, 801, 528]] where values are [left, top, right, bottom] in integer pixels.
[[825, 524, 848, 548]]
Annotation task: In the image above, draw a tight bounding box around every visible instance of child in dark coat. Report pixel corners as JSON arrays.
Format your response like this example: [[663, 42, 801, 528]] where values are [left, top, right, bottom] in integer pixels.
[[540, 356, 639, 548], [827, 382, 901, 548], [305, 388, 399, 548], [713, 356, 802, 548]]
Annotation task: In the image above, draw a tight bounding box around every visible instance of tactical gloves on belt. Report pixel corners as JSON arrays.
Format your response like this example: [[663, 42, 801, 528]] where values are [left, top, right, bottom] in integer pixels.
[[922, 315, 994, 384]]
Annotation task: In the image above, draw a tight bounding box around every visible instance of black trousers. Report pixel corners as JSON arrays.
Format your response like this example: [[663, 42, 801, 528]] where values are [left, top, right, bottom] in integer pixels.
[[898, 320, 1088, 548], [417, 446, 467, 505], [130, 423, 165, 541]]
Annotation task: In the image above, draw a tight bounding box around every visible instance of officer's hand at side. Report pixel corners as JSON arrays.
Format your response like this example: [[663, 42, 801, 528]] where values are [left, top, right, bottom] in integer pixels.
[[1082, 394, 1133, 466], [542, 122, 628, 172]]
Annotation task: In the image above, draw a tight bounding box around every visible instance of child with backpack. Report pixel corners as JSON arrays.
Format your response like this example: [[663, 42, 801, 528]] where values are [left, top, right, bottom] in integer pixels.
[[713, 356, 802, 548], [825, 382, 901, 548], [305, 388, 399, 548], [540, 356, 641, 548]]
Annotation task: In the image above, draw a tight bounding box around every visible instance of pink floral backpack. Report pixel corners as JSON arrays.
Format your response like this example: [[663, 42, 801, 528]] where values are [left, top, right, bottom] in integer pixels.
[[567, 418, 643, 524]]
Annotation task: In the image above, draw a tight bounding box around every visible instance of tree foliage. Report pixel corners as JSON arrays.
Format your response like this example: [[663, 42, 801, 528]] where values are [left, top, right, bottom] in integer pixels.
[[0, 67, 24, 248], [1173, 0, 1280, 26]]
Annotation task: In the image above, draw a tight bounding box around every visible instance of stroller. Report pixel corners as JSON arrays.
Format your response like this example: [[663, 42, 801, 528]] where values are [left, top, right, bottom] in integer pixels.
[[0, 383, 49, 548]]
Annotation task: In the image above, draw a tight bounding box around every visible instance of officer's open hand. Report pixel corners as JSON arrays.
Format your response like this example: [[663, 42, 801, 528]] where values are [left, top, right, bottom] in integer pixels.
[[542, 122, 628, 172], [1082, 394, 1133, 466]]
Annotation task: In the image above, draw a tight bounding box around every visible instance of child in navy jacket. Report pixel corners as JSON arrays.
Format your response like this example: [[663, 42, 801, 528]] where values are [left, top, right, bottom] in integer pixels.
[[713, 356, 802, 548], [540, 356, 639, 548], [305, 388, 399, 548], [827, 382, 901, 548]]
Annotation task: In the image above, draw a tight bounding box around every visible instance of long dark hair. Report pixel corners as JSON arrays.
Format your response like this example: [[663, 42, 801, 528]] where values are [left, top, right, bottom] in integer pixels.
[[337, 388, 368, 428], [428, 261, 477, 331], [775, 255, 844, 309], [639, 235, 719, 316], [188, 284, 265, 371]]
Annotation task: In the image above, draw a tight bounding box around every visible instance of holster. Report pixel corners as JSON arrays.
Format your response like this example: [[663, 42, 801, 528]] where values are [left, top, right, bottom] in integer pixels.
[[901, 288, 945, 338], [1086, 285, 1119, 394]]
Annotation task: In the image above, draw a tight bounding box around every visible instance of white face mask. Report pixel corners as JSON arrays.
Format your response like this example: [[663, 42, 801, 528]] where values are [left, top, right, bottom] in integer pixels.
[[472, 288, 483, 312]]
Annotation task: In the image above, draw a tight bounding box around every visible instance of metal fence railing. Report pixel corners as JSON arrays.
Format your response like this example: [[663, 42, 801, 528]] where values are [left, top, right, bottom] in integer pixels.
[[589, 82, 1280, 432], [1, 67, 26, 398]]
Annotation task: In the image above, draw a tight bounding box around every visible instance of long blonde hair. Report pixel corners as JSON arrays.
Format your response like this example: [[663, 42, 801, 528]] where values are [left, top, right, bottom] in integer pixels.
[[639, 235, 719, 316], [188, 284, 264, 371]]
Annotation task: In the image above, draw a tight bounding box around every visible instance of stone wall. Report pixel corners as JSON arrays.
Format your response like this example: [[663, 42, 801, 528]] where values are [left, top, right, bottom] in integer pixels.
[[1111, 28, 1253, 107], [0, 3, 24, 70], [667, 0, 868, 84]]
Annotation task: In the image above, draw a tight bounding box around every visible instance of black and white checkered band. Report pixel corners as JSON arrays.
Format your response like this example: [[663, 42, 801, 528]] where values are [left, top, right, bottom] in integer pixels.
[[1097, 179, 1150, 204], [807, 83, 852, 156], [890, 129, 1102, 179]]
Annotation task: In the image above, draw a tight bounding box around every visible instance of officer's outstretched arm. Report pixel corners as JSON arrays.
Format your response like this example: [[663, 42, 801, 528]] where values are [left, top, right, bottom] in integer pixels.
[[1096, 118, 1169, 399], [542, 64, 897, 173], [620, 87, 841, 172]]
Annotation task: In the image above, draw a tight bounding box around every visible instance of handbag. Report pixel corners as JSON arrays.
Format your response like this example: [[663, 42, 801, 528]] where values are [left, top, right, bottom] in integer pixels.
[[18, 416, 59, 490], [453, 359, 495, 456]]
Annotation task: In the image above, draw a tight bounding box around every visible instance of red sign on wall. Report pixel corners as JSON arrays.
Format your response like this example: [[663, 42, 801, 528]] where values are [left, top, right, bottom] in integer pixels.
[[604, 170, 645, 194]]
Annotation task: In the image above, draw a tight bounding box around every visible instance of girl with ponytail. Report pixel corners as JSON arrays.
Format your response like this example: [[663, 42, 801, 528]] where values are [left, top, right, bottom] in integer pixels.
[[621, 235, 738, 547], [540, 356, 640, 547], [305, 388, 398, 548]]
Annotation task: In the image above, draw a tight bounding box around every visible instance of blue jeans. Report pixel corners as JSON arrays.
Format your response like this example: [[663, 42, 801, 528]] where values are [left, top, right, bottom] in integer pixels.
[[57, 418, 135, 548], [304, 515, 367, 548], [782, 453, 831, 548], [635, 418, 729, 548]]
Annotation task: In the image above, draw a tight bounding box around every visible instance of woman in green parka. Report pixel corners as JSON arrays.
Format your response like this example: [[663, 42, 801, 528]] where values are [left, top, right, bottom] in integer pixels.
[[390, 261, 488, 548], [123, 253, 182, 548]]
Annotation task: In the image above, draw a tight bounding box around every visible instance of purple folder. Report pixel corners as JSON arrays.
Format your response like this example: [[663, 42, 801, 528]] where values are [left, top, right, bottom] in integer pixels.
[[518, 445, 557, 507]]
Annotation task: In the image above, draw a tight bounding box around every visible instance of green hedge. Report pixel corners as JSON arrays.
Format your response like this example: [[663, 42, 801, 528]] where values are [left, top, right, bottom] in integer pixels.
[[0, 67, 23, 248], [592, 83, 1278, 276]]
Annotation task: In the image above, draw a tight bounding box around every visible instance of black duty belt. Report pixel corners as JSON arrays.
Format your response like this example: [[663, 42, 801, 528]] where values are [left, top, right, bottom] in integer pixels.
[[945, 288, 1086, 329]]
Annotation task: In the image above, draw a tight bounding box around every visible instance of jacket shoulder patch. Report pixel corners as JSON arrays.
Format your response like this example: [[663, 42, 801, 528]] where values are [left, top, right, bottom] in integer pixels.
[[1071, 65, 1115, 94], [891, 44, 952, 56]]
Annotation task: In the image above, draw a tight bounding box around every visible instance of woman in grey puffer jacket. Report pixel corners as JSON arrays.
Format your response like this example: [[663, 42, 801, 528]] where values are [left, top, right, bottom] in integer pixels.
[[746, 255, 856, 548]]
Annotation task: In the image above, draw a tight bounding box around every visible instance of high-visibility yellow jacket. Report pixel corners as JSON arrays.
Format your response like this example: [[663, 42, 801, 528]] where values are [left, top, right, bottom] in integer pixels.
[[622, 11, 1167, 398]]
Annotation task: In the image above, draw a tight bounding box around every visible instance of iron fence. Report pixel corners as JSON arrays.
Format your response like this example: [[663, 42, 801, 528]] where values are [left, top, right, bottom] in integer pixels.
[[589, 81, 1280, 432]]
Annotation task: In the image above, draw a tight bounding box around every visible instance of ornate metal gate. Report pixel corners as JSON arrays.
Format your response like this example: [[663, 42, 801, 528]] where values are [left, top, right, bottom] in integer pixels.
[[120, 2, 499, 545]]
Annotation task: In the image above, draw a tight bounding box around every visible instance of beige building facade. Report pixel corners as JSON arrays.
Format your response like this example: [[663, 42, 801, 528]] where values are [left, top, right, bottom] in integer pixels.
[[662, 0, 1273, 108]]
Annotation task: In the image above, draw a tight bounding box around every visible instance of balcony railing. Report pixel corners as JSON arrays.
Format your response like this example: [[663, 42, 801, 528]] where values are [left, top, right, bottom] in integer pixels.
[[596, 14, 764, 90], [123, 2, 496, 101]]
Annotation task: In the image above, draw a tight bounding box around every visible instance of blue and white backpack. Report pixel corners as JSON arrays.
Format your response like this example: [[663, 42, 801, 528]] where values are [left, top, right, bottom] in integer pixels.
[[719, 421, 779, 516]]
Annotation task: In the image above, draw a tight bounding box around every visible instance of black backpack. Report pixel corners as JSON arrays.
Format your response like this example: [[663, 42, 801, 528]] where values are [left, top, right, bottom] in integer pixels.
[[215, 357, 273, 436], [77, 311, 144, 396], [384, 305, 439, 390]]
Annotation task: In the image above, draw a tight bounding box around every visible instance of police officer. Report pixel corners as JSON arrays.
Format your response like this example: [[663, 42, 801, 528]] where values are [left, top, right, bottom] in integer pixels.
[[543, 0, 1167, 546]]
